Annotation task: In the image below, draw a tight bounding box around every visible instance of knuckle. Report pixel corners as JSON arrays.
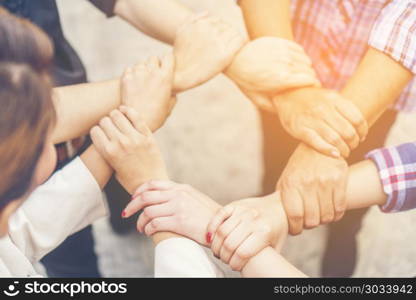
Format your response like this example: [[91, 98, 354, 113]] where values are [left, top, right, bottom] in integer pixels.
[[143, 208, 153, 219], [321, 213, 335, 224], [151, 219, 160, 228], [104, 144, 117, 157], [223, 241, 234, 252], [217, 227, 226, 239], [230, 262, 242, 272], [304, 217, 319, 229], [289, 212, 304, 223], [235, 248, 250, 260]]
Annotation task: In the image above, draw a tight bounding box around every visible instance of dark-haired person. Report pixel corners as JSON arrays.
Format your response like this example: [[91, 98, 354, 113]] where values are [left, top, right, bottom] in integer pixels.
[[0, 60, 176, 276], [0, 0, 247, 277]]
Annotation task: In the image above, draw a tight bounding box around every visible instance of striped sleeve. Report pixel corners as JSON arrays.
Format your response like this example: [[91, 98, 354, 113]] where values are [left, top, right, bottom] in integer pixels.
[[366, 142, 416, 213], [368, 0, 416, 74]]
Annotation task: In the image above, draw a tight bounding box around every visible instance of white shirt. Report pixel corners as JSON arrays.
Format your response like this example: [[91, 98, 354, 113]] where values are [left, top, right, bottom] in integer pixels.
[[0, 158, 107, 277], [154, 238, 224, 278]]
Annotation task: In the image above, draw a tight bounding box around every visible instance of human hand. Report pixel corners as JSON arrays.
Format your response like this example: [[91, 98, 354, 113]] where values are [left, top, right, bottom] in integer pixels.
[[121, 53, 176, 132], [241, 89, 275, 113], [225, 37, 320, 94], [206, 193, 288, 271], [173, 12, 246, 92], [277, 143, 348, 235], [90, 106, 168, 194], [122, 180, 221, 245], [274, 87, 368, 158]]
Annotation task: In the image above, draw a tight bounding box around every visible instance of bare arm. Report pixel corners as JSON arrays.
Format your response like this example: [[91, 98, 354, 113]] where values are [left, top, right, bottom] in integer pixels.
[[80, 145, 113, 189], [52, 79, 120, 144], [239, 0, 293, 40], [341, 47, 412, 127], [241, 159, 386, 277], [114, 0, 192, 45]]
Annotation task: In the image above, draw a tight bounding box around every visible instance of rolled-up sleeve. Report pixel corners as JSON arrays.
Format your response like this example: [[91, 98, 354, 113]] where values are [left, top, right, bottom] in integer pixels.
[[366, 142, 416, 213], [8, 157, 107, 262], [368, 0, 416, 74]]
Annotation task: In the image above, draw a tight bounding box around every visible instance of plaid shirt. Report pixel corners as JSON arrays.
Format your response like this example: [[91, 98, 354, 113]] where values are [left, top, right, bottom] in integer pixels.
[[367, 143, 416, 213], [291, 0, 416, 112]]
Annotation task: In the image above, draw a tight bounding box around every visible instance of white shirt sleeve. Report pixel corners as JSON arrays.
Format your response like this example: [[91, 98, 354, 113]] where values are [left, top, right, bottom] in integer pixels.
[[7, 157, 107, 263], [154, 238, 224, 278]]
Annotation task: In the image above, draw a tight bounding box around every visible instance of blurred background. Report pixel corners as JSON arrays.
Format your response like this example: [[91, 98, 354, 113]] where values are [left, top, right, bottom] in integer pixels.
[[55, 0, 416, 277]]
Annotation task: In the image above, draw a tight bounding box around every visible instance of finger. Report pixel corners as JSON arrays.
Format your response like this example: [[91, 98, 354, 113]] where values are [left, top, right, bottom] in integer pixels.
[[161, 52, 175, 79], [279, 73, 320, 91], [289, 48, 313, 67], [99, 116, 123, 141], [143, 216, 178, 236], [323, 111, 360, 151], [109, 109, 137, 136], [119, 105, 152, 136], [302, 189, 320, 230], [244, 90, 275, 112], [334, 100, 368, 142], [147, 56, 161, 69], [286, 39, 309, 55], [211, 213, 241, 257], [333, 173, 348, 222], [318, 183, 335, 225], [122, 66, 133, 78], [133, 180, 177, 198], [90, 126, 110, 152], [124, 190, 172, 218], [228, 232, 267, 272], [168, 96, 177, 113], [280, 185, 304, 235], [299, 128, 341, 158], [137, 201, 174, 232], [219, 221, 252, 264], [308, 122, 351, 158], [207, 205, 235, 240]]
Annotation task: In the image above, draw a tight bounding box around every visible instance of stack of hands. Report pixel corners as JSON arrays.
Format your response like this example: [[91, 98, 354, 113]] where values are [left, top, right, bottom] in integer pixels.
[[90, 11, 369, 272]]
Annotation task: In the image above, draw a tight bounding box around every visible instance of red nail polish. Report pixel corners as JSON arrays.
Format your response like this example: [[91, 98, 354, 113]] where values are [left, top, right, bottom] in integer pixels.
[[121, 211, 126, 218], [206, 232, 212, 244]]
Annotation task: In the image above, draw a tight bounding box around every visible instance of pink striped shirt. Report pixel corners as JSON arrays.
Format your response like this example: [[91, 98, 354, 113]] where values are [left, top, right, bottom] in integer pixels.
[[291, 0, 416, 112]]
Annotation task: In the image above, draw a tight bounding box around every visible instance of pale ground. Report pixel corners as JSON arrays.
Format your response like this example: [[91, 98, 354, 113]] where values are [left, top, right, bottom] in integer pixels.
[[56, 0, 416, 277]]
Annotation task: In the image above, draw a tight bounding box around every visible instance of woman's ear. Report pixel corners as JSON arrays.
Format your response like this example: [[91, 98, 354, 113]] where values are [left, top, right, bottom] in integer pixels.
[[0, 200, 22, 237]]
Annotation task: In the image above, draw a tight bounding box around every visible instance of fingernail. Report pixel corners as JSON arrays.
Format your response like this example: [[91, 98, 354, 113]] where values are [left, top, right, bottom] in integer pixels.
[[206, 232, 212, 244], [121, 210, 127, 218], [331, 150, 340, 158]]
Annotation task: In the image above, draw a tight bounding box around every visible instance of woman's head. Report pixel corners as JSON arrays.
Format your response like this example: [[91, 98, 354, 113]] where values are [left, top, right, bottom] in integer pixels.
[[0, 7, 53, 76], [0, 7, 57, 236], [0, 63, 56, 236]]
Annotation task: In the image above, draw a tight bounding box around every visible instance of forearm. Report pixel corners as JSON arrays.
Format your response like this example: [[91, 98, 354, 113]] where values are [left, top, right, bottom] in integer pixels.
[[114, 0, 193, 45], [242, 246, 306, 277], [52, 79, 120, 144], [242, 159, 386, 277], [345, 159, 387, 209], [341, 48, 412, 127], [80, 145, 113, 189], [239, 0, 293, 40]]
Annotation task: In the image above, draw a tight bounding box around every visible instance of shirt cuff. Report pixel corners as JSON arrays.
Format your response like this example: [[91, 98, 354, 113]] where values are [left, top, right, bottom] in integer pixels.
[[154, 238, 224, 278], [366, 142, 416, 213], [368, 1, 416, 74]]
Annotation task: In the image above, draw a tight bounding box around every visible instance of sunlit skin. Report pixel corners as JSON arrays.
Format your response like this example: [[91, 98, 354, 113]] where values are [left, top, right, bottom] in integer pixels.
[[235, 0, 413, 238]]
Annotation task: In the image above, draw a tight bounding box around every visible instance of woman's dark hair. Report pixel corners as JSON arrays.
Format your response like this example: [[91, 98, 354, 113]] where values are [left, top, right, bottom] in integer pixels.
[[0, 7, 53, 74], [0, 8, 56, 209]]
